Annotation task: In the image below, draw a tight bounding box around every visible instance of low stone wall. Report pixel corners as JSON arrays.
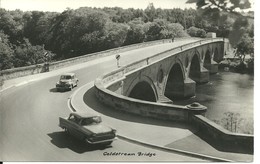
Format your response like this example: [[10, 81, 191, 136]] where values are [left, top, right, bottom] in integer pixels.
[[192, 115, 253, 153], [0, 64, 45, 80], [95, 77, 206, 122], [0, 39, 172, 81]]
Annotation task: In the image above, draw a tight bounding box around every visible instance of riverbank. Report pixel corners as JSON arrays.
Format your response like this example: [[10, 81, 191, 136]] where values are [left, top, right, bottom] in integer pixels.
[[219, 57, 254, 74]]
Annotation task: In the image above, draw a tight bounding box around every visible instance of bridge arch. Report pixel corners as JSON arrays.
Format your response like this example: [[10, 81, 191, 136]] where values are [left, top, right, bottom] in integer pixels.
[[164, 62, 185, 99], [126, 76, 158, 102], [203, 49, 211, 70], [189, 53, 201, 82], [213, 47, 219, 62]]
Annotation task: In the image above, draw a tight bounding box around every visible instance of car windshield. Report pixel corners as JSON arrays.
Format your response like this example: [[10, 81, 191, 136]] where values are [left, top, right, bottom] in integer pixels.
[[60, 75, 71, 80], [81, 116, 102, 126]]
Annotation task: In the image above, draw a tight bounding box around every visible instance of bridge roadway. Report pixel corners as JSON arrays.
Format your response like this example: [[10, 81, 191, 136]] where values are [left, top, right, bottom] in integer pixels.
[[0, 38, 251, 162]]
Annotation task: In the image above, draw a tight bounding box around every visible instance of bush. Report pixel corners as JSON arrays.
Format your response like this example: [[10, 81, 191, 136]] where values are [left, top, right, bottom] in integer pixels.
[[187, 26, 207, 38], [196, 29, 207, 38]]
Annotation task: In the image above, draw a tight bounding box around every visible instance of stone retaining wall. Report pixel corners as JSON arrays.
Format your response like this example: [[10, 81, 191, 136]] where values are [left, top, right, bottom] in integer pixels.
[[192, 115, 253, 153]]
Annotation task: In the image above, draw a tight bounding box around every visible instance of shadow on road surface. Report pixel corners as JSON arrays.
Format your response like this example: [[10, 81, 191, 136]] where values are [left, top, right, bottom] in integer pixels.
[[165, 132, 253, 161], [83, 87, 195, 131], [49, 88, 69, 93], [49, 88, 59, 93], [48, 131, 112, 154], [195, 131, 253, 154]]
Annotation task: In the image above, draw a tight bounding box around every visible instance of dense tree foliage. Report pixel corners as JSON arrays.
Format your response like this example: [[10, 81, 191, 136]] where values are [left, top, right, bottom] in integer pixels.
[[187, 26, 207, 38], [186, 0, 253, 45], [0, 2, 254, 70], [0, 31, 14, 70], [187, 0, 254, 74]]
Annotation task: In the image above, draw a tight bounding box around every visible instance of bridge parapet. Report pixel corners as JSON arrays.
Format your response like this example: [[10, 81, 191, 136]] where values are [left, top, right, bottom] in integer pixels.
[[102, 38, 224, 83], [122, 38, 224, 74]]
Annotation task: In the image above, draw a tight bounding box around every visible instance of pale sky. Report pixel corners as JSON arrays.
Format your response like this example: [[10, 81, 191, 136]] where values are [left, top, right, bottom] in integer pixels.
[[1, 0, 197, 12]]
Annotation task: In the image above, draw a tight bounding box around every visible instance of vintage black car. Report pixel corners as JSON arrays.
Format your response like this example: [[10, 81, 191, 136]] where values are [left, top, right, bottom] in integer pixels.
[[59, 112, 117, 145]]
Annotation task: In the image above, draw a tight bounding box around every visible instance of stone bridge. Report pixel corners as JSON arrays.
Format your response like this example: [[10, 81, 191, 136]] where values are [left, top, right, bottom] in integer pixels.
[[102, 38, 224, 104], [94, 38, 253, 153]]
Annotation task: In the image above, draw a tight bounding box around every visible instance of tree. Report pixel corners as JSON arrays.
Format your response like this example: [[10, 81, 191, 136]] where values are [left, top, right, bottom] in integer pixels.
[[221, 112, 243, 133], [186, 0, 253, 42], [124, 18, 146, 45], [104, 22, 129, 49], [229, 16, 250, 46], [47, 9, 110, 58], [214, 112, 253, 134], [145, 22, 163, 41], [0, 9, 23, 44], [161, 23, 188, 38], [13, 38, 52, 67], [186, 0, 251, 16], [23, 11, 58, 46], [144, 3, 157, 22], [236, 33, 253, 62], [0, 31, 14, 70], [187, 26, 207, 38], [186, 0, 254, 74]]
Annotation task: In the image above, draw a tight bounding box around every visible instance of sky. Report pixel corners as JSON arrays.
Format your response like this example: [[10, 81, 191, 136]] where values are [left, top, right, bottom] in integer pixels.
[[1, 0, 255, 13], [0, 0, 197, 12]]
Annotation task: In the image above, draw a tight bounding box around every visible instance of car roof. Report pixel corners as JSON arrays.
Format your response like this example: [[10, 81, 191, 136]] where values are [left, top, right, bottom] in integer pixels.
[[61, 73, 75, 76], [71, 112, 99, 119]]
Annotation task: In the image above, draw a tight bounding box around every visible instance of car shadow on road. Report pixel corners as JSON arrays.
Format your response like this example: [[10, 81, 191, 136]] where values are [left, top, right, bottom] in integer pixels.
[[49, 88, 58, 92], [47, 131, 112, 154], [49, 88, 68, 93], [83, 87, 195, 131]]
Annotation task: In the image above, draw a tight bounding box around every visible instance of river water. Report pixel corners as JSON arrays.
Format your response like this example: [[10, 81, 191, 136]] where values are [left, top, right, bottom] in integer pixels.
[[172, 71, 254, 134]]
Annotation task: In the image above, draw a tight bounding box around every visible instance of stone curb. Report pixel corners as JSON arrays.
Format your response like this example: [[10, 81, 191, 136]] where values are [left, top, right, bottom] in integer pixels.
[[69, 82, 233, 162]]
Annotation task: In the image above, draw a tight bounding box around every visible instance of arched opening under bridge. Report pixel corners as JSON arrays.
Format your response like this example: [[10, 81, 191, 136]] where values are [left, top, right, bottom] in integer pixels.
[[189, 54, 201, 82], [128, 81, 157, 102], [165, 63, 185, 100], [204, 50, 211, 70]]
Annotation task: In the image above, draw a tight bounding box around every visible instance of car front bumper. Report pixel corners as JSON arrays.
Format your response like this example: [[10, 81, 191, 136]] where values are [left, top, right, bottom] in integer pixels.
[[85, 137, 118, 144], [56, 84, 71, 90]]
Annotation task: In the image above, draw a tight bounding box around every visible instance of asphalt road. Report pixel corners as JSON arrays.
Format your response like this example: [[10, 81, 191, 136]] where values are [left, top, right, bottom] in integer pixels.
[[0, 39, 205, 161]]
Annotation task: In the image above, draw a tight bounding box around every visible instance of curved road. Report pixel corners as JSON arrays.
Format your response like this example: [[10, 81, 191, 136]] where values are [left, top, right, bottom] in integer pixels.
[[0, 39, 205, 161]]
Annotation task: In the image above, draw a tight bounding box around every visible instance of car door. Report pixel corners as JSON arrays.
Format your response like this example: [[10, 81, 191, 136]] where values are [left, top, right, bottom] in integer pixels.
[[67, 115, 83, 139], [71, 75, 76, 87]]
